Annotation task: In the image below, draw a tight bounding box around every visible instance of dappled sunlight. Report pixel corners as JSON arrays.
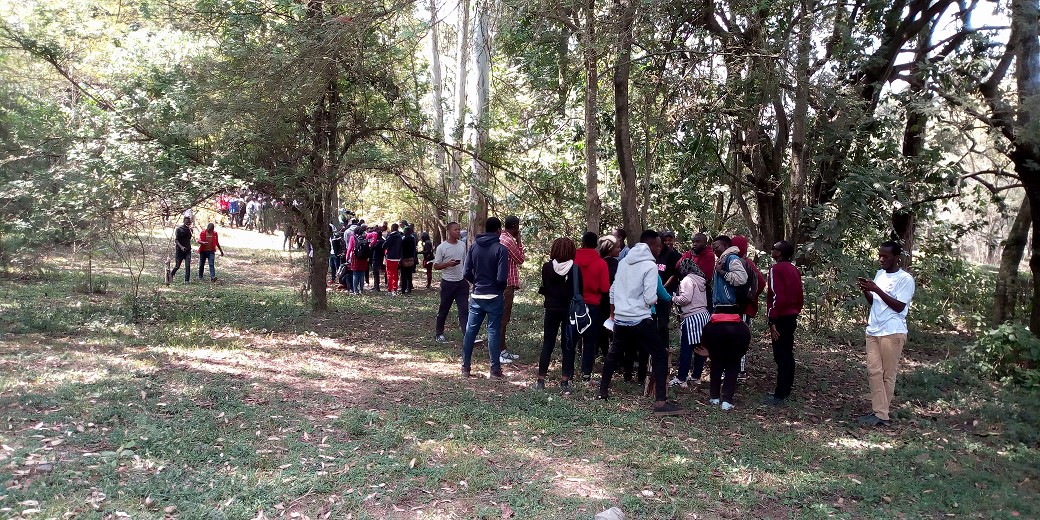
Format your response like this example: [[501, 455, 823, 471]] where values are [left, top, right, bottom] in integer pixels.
[[826, 437, 896, 453]]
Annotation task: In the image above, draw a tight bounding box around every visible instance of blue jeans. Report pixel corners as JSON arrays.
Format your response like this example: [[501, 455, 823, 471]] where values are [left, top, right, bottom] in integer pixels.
[[198, 251, 216, 280], [462, 294, 504, 373], [329, 254, 340, 279], [351, 270, 365, 293]]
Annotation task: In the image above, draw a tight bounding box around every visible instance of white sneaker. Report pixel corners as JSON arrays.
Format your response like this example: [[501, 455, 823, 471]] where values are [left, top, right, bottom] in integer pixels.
[[501, 350, 519, 360], [721, 402, 735, 411], [668, 377, 688, 388], [435, 335, 449, 344], [499, 355, 514, 365], [709, 398, 720, 405]]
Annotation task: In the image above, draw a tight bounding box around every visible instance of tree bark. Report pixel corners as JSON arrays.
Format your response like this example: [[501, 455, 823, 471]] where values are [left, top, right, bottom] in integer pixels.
[[788, 0, 811, 242], [448, 0, 471, 225], [430, 0, 447, 242], [469, 0, 491, 239], [613, 0, 639, 245], [993, 197, 1031, 326], [582, 0, 601, 234]]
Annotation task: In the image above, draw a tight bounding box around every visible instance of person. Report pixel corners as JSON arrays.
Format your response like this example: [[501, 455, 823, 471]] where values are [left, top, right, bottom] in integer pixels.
[[703, 235, 751, 410], [197, 223, 225, 283], [576, 232, 611, 383], [329, 224, 345, 284], [536, 237, 578, 393], [168, 216, 193, 285], [614, 228, 630, 260], [764, 240, 804, 406], [680, 233, 716, 300], [669, 258, 711, 388], [594, 235, 621, 382], [400, 227, 418, 294], [434, 222, 468, 343], [856, 241, 915, 427], [598, 230, 685, 415], [347, 226, 369, 294], [383, 224, 403, 294], [497, 215, 525, 364], [420, 231, 435, 289], [368, 227, 383, 291], [228, 197, 240, 228], [656, 230, 682, 348], [460, 217, 510, 379], [283, 223, 295, 251], [731, 235, 766, 380]]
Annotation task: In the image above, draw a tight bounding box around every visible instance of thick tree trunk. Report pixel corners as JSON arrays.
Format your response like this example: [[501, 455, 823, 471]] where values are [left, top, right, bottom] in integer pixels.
[[613, 0, 639, 245], [469, 0, 491, 238], [993, 197, 1031, 325], [448, 0, 471, 225], [430, 0, 447, 242], [582, 0, 601, 234], [788, 0, 811, 242]]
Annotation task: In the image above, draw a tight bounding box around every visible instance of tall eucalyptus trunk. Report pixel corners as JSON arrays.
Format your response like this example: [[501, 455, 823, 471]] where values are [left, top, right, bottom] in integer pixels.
[[469, 0, 491, 238]]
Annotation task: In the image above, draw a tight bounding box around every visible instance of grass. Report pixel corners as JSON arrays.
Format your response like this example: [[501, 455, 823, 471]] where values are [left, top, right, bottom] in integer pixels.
[[0, 233, 1038, 519]]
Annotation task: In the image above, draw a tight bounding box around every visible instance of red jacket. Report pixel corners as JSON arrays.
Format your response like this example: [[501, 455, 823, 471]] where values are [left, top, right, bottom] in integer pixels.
[[767, 260, 804, 319], [574, 248, 610, 306], [732, 236, 767, 318], [678, 248, 717, 281], [198, 230, 219, 253]]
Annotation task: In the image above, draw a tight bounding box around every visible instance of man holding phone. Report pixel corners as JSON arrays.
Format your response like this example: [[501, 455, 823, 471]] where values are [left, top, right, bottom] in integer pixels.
[[856, 241, 916, 427], [434, 222, 468, 343]]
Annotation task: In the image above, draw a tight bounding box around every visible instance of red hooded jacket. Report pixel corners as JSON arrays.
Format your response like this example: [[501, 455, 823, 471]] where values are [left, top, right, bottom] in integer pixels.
[[574, 248, 610, 306], [731, 236, 767, 318]]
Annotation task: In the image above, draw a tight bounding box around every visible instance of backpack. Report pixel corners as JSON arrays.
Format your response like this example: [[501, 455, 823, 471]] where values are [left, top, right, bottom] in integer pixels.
[[568, 266, 592, 335], [733, 257, 759, 306], [353, 235, 371, 259]]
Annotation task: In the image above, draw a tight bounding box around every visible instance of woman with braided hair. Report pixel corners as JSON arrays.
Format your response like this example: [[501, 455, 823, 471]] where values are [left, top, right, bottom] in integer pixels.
[[670, 257, 712, 388]]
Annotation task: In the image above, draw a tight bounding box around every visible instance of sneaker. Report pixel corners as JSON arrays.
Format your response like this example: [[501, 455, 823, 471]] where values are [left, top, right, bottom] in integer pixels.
[[709, 398, 720, 405], [535, 380, 545, 390], [499, 355, 514, 365], [763, 394, 786, 406], [653, 402, 688, 416], [721, 401, 736, 411], [435, 335, 449, 344], [856, 413, 891, 427], [668, 377, 688, 388], [560, 380, 572, 395], [501, 350, 519, 361], [489, 370, 506, 380], [473, 338, 485, 345], [737, 371, 749, 381], [596, 393, 610, 401], [581, 374, 592, 383], [460, 368, 473, 378]]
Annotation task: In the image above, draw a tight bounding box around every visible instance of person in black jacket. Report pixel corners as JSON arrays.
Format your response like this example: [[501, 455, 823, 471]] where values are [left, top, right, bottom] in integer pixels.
[[383, 224, 403, 293], [369, 228, 385, 291], [400, 227, 418, 294], [596, 234, 621, 379], [536, 237, 577, 394]]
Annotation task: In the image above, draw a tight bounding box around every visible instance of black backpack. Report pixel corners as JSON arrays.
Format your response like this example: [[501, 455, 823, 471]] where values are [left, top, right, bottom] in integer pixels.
[[732, 257, 758, 306], [353, 235, 371, 259]]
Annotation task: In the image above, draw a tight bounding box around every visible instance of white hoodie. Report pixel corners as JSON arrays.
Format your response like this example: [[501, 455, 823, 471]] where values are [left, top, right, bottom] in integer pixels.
[[609, 242, 659, 323]]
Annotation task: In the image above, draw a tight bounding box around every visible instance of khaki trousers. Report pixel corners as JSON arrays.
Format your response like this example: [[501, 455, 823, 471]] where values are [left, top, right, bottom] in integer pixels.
[[865, 333, 907, 421]]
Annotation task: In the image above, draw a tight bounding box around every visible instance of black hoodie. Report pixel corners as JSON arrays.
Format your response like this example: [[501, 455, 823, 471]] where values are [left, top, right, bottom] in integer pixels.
[[464, 232, 508, 296]]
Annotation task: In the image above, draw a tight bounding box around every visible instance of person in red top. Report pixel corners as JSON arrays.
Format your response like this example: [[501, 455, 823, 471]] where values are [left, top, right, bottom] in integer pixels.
[[497, 216, 525, 364], [678, 233, 717, 305], [764, 240, 804, 406], [346, 226, 370, 294], [731, 235, 767, 380], [197, 223, 225, 283], [575, 231, 611, 382]]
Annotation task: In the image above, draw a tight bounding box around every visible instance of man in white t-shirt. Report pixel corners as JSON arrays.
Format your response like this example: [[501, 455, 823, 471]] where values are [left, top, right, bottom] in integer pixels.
[[433, 222, 468, 343], [856, 241, 916, 427]]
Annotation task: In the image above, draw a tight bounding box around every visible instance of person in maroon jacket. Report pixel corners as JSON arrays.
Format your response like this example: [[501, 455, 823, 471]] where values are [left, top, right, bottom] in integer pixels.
[[731, 235, 767, 380], [764, 240, 804, 406], [575, 231, 611, 382]]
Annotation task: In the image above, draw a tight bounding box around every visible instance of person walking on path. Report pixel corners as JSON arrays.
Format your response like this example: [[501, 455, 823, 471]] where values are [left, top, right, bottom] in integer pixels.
[[763, 240, 804, 406], [856, 241, 915, 427], [669, 258, 711, 388], [197, 223, 225, 283], [536, 237, 578, 394], [383, 224, 403, 294], [460, 217, 510, 379], [576, 231, 611, 383], [598, 230, 685, 415], [433, 222, 468, 343], [497, 215, 525, 364], [168, 216, 193, 285]]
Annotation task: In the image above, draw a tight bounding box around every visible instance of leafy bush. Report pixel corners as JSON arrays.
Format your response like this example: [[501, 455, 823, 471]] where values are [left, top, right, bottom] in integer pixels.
[[965, 324, 1040, 388]]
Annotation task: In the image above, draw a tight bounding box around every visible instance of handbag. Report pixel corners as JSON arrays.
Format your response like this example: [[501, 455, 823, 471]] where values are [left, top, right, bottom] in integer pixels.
[[400, 257, 416, 268], [568, 266, 592, 335]]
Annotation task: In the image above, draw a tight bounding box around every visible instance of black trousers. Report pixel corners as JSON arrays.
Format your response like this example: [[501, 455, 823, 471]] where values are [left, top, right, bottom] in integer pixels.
[[772, 314, 798, 399], [538, 308, 575, 379], [600, 318, 668, 401], [578, 306, 602, 377], [436, 279, 469, 336], [703, 320, 751, 403]]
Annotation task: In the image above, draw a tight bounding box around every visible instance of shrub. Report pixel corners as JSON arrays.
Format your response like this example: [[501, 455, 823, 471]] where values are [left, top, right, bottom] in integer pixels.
[[965, 324, 1040, 388]]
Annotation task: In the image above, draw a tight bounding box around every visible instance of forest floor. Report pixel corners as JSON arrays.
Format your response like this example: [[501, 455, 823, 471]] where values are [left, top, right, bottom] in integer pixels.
[[0, 226, 1038, 519]]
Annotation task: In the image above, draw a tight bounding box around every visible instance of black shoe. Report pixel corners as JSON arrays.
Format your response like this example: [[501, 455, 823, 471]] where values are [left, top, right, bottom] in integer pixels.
[[596, 393, 610, 401], [560, 380, 572, 395], [856, 413, 891, 427], [460, 368, 473, 378], [581, 374, 592, 383], [535, 380, 545, 390], [653, 401, 688, 416], [763, 394, 786, 406], [489, 370, 505, 380]]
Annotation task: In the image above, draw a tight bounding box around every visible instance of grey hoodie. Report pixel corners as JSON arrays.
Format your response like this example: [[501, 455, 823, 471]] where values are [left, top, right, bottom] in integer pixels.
[[609, 242, 659, 323]]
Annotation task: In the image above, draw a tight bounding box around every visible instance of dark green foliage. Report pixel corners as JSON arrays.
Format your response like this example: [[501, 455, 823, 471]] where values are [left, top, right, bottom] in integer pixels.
[[967, 324, 1040, 389]]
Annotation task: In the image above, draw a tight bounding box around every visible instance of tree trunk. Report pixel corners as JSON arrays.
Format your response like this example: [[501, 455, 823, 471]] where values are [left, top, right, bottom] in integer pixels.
[[613, 0, 639, 245], [468, 0, 491, 239], [449, 0, 471, 225], [430, 0, 447, 242], [1011, 0, 1040, 333], [582, 0, 601, 234], [994, 197, 1031, 326], [788, 0, 811, 242]]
